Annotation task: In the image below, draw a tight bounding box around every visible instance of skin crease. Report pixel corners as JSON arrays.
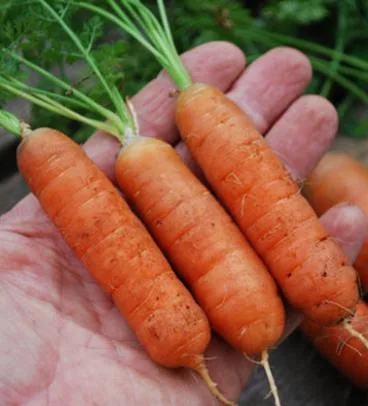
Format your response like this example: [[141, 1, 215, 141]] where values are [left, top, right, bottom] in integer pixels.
[[0, 42, 367, 406]]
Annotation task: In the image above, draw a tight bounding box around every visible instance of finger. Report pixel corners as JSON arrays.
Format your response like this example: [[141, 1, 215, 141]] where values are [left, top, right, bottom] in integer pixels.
[[83, 132, 121, 182], [319, 203, 368, 264], [266, 95, 338, 182], [174, 142, 207, 183], [227, 47, 312, 133], [175, 47, 312, 172]]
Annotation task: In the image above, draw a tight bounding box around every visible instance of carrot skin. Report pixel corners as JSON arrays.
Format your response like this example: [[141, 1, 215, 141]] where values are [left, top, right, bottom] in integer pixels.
[[116, 136, 286, 355], [305, 152, 368, 292], [355, 248, 368, 293], [175, 84, 359, 325], [17, 128, 211, 369], [301, 301, 368, 389]]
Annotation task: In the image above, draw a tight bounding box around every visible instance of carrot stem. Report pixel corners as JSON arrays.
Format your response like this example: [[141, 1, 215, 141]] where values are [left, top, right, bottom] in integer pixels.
[[2, 74, 95, 113], [85, 0, 192, 89], [37, 0, 128, 131], [0, 110, 22, 137], [0, 80, 120, 137], [3, 49, 115, 120]]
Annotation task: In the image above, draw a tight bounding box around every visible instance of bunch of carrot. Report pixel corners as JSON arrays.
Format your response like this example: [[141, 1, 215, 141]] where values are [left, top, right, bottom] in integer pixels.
[[88, 0, 359, 323], [83, 0, 368, 396], [1, 0, 368, 405]]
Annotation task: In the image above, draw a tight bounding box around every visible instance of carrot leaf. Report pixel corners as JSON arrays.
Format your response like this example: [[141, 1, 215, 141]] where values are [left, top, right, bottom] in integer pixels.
[[0, 0, 141, 143], [37, 0, 128, 135]]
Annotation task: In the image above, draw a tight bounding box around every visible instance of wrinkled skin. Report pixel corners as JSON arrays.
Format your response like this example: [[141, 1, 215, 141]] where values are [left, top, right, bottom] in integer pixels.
[[0, 43, 367, 406]]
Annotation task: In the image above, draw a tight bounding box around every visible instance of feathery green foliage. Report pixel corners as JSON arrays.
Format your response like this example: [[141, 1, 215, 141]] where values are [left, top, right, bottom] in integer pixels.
[[1, 0, 368, 139]]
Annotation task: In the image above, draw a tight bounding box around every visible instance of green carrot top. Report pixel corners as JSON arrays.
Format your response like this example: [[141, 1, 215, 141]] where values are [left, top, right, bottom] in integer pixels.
[[76, 0, 192, 90], [0, 0, 139, 142]]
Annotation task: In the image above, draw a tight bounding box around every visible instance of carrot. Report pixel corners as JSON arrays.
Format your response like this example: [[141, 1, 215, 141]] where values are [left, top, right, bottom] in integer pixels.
[[305, 152, 368, 292], [175, 84, 359, 325], [116, 135, 286, 357], [90, 0, 360, 328], [15, 127, 221, 390], [301, 300, 368, 389]]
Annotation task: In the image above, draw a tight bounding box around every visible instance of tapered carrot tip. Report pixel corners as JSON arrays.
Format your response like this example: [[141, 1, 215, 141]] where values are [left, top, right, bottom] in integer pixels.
[[243, 351, 282, 406], [259, 351, 282, 406], [194, 361, 236, 406]]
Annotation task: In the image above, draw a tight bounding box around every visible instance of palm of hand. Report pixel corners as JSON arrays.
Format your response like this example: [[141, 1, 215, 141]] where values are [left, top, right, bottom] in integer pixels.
[[0, 43, 360, 406], [1, 198, 231, 405]]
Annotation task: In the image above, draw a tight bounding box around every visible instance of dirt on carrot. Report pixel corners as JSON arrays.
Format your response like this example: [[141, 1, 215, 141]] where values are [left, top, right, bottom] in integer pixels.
[[116, 135, 286, 356], [17, 128, 211, 371], [176, 84, 359, 326]]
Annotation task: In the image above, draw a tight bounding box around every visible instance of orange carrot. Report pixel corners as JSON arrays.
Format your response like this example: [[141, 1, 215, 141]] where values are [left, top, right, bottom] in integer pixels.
[[175, 84, 359, 326], [301, 300, 368, 389], [16, 128, 213, 373], [116, 135, 286, 356], [305, 152, 368, 292]]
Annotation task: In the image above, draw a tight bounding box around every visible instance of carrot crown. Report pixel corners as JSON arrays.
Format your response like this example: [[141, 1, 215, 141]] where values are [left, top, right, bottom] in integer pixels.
[[0, 0, 138, 141], [75, 0, 192, 91]]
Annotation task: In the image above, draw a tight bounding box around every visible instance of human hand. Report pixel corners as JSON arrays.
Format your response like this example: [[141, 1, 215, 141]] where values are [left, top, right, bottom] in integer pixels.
[[0, 42, 366, 406]]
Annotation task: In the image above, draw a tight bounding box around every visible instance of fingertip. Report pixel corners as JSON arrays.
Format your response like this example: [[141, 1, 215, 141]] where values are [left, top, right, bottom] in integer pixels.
[[266, 94, 339, 181], [227, 46, 312, 133], [323, 202, 367, 228], [299, 94, 339, 138], [83, 130, 121, 182], [320, 203, 368, 262], [264, 47, 312, 84], [182, 41, 246, 89], [189, 40, 246, 64]]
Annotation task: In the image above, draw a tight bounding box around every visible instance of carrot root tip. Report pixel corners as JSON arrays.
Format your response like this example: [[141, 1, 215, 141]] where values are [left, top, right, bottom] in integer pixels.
[[195, 362, 236, 406], [343, 319, 368, 349], [259, 350, 282, 406], [323, 299, 355, 317]]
